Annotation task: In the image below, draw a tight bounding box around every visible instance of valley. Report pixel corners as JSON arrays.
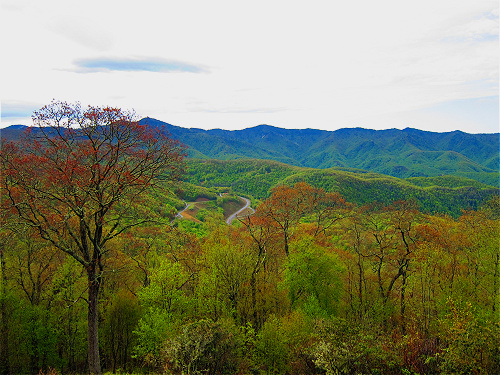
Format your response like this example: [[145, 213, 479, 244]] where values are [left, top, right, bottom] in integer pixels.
[[1, 114, 499, 374]]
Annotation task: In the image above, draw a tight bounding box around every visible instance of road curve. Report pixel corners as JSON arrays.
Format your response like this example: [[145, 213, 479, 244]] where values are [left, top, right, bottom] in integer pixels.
[[172, 198, 253, 225], [171, 202, 189, 223], [226, 197, 254, 225]]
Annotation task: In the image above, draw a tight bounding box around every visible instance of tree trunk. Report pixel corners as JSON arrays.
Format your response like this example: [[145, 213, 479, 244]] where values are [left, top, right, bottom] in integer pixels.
[[0, 245, 10, 375], [283, 233, 290, 257], [494, 252, 499, 315], [251, 272, 258, 329], [87, 267, 102, 375], [400, 271, 407, 335]]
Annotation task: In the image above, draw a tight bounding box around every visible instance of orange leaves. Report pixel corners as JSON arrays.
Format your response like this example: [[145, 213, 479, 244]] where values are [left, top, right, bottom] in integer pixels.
[[1, 100, 186, 263], [253, 182, 352, 256]]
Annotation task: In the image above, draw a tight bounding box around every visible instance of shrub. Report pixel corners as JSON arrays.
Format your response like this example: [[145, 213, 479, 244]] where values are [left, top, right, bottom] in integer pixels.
[[162, 319, 243, 375]]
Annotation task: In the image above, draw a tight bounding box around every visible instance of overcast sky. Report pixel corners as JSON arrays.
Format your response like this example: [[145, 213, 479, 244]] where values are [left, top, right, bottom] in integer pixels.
[[1, 0, 498, 133]]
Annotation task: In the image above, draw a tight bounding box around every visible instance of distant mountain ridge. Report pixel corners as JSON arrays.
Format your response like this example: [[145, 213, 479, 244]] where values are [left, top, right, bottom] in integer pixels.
[[138, 118, 499, 186], [3, 119, 499, 186]]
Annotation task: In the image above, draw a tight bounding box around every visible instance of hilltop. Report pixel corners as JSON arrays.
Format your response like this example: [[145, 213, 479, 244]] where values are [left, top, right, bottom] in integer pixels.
[[139, 118, 499, 186], [3, 118, 498, 187]]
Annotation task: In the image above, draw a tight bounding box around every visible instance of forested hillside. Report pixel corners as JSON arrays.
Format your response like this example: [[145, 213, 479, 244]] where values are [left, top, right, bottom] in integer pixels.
[[1, 111, 499, 375], [137, 118, 499, 186], [1, 178, 499, 374], [4, 119, 498, 186], [185, 159, 499, 218]]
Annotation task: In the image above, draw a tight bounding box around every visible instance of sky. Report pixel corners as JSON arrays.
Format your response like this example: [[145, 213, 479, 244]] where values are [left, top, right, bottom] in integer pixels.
[[1, 0, 498, 133]]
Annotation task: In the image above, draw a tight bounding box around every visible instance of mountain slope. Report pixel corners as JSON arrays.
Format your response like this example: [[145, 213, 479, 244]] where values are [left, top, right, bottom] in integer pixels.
[[139, 118, 498, 186], [3, 118, 498, 186], [185, 159, 499, 217]]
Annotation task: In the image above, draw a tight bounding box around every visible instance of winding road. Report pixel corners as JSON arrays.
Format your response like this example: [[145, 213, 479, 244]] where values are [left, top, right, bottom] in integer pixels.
[[226, 197, 254, 225], [171, 202, 189, 223], [172, 197, 254, 225]]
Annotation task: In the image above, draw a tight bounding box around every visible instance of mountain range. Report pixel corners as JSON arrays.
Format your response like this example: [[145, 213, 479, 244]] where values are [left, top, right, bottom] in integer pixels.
[[2, 119, 499, 187], [139, 118, 499, 187]]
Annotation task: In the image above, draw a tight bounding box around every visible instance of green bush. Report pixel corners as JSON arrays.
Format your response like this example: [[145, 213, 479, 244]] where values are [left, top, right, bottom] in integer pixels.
[[312, 318, 400, 374], [162, 319, 243, 375], [437, 299, 500, 374], [254, 316, 289, 375]]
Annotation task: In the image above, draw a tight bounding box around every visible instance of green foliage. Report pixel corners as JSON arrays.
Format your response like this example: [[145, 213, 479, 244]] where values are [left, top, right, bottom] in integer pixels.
[[133, 308, 176, 368], [146, 185, 186, 219], [0, 291, 32, 374], [251, 312, 317, 375], [406, 175, 496, 189], [49, 258, 88, 373], [20, 304, 60, 373], [254, 316, 290, 375], [312, 318, 399, 375], [216, 195, 240, 205], [176, 220, 208, 237], [186, 159, 499, 217], [139, 118, 499, 186], [101, 293, 141, 373], [437, 298, 500, 374], [137, 258, 191, 315], [134, 259, 192, 367], [284, 237, 343, 318], [177, 182, 220, 202], [196, 229, 252, 322], [186, 159, 297, 199], [162, 319, 243, 375], [0, 254, 88, 374], [193, 201, 223, 223]]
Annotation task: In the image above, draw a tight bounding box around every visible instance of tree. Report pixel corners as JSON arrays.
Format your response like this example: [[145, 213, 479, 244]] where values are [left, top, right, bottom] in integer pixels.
[[199, 227, 252, 324], [0, 204, 13, 375], [283, 236, 343, 318], [346, 201, 420, 332], [102, 292, 140, 373], [256, 182, 312, 257], [237, 215, 274, 329], [0, 100, 186, 374], [255, 182, 350, 257], [307, 188, 351, 237], [163, 319, 243, 375], [460, 206, 500, 316]]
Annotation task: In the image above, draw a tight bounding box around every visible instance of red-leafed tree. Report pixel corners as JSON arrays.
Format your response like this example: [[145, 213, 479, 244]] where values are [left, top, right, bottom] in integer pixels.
[[255, 182, 313, 257], [255, 182, 350, 256], [0, 100, 186, 374]]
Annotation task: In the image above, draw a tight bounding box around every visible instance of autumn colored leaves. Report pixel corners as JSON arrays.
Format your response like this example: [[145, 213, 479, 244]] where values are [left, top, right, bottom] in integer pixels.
[[1, 101, 186, 375], [1, 101, 499, 374]]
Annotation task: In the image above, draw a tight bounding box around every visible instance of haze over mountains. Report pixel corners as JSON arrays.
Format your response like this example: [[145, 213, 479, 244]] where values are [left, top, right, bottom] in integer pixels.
[[3, 118, 499, 187]]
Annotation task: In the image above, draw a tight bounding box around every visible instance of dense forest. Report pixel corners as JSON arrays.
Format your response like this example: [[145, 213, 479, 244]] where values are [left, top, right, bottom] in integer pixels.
[[183, 159, 499, 218], [4, 117, 499, 187], [1, 102, 499, 375], [1, 181, 499, 374]]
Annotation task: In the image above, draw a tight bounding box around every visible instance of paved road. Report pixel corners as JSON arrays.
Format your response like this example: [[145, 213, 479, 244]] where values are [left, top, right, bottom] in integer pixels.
[[172, 197, 254, 225], [171, 202, 188, 223], [226, 197, 254, 225]]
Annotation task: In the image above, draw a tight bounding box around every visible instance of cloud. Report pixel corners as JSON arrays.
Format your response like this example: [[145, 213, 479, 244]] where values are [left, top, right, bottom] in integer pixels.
[[191, 106, 287, 114], [441, 8, 499, 43], [1, 1, 497, 133], [72, 57, 209, 73], [1, 101, 40, 119]]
